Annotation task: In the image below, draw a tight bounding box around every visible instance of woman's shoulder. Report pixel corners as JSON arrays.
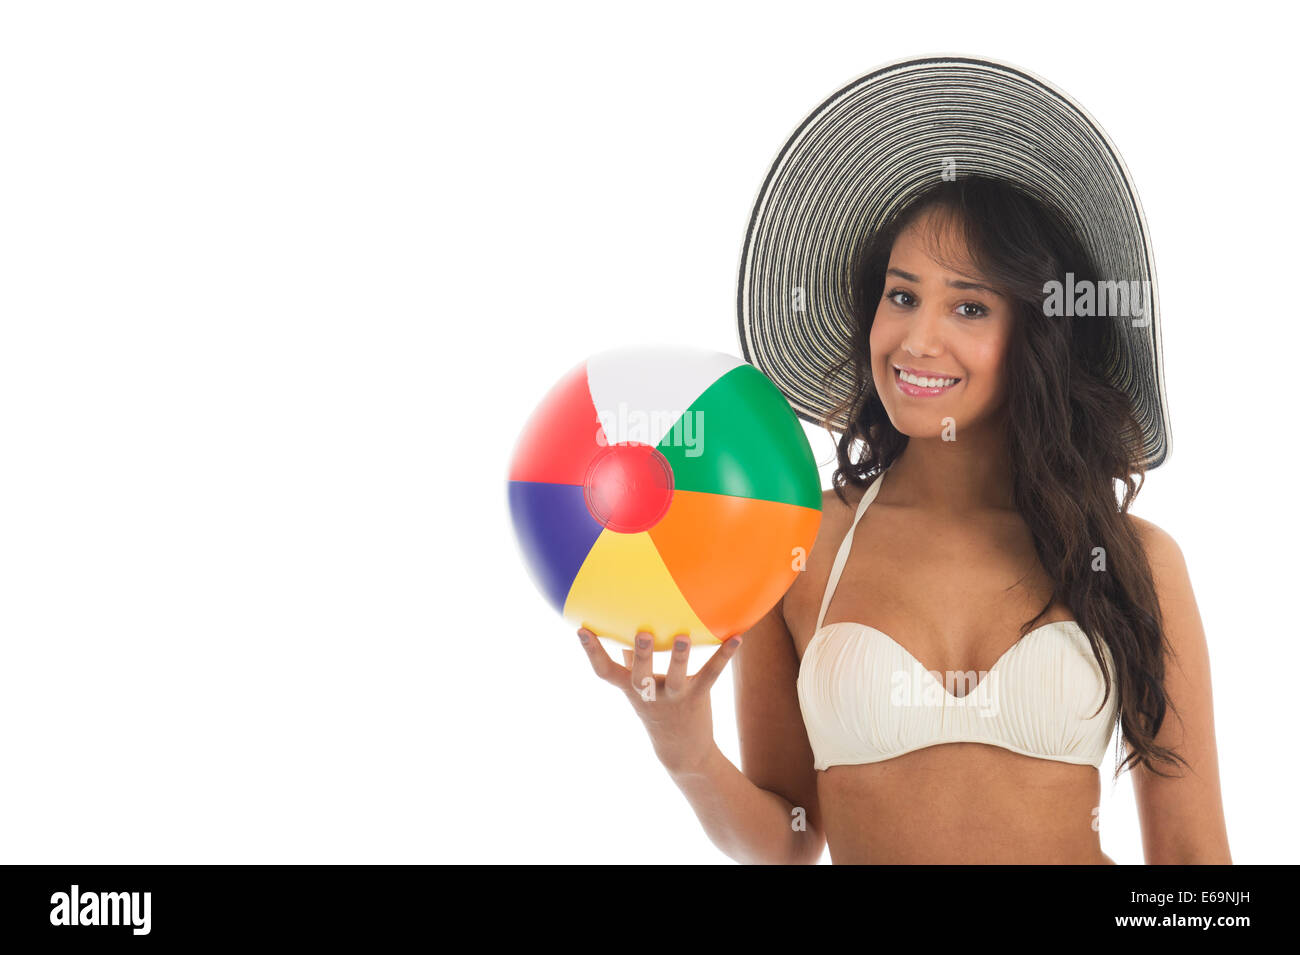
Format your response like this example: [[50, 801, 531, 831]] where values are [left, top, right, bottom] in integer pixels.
[[779, 482, 871, 628], [1123, 513, 1196, 628], [818, 478, 877, 529], [806, 480, 879, 565], [820, 482, 868, 513], [1125, 513, 1186, 569]]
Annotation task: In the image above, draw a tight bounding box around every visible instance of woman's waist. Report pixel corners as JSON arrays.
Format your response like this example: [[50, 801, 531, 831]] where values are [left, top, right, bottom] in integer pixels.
[[815, 743, 1107, 860]]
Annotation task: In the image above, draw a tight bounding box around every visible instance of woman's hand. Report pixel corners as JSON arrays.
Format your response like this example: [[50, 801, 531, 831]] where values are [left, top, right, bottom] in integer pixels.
[[578, 628, 743, 775]]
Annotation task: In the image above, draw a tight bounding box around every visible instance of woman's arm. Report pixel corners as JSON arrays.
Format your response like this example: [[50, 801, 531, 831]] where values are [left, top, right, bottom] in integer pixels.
[[579, 598, 822, 865], [1128, 516, 1232, 864], [670, 598, 825, 865]]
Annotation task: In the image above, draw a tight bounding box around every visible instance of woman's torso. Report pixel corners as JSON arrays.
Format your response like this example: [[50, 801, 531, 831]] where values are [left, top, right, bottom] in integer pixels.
[[784, 472, 1116, 864]]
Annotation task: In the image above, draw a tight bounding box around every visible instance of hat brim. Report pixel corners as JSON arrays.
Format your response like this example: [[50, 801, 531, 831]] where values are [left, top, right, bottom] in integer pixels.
[[736, 54, 1171, 469]]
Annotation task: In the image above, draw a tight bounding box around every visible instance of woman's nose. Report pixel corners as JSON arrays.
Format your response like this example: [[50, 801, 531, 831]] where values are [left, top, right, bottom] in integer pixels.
[[900, 302, 945, 355]]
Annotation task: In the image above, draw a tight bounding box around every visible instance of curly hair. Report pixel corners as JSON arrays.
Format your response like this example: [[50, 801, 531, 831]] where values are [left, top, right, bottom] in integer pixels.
[[820, 174, 1187, 779]]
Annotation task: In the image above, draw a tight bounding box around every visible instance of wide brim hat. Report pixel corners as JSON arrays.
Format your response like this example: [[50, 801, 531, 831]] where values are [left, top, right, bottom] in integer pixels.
[[736, 54, 1171, 469]]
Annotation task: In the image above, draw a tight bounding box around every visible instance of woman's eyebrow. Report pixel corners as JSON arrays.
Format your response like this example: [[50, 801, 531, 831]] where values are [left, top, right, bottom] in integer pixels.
[[885, 267, 920, 282], [886, 266, 999, 296], [947, 278, 1000, 295]]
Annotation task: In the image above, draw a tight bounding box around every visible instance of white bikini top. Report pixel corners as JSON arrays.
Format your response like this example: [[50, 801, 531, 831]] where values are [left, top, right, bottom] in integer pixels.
[[796, 469, 1119, 771]]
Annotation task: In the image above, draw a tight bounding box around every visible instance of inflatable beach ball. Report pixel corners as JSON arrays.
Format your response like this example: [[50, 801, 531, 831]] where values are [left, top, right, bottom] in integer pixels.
[[506, 346, 822, 651]]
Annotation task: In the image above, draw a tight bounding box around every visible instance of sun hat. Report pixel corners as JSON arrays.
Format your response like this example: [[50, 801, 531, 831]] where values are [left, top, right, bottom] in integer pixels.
[[736, 53, 1171, 468]]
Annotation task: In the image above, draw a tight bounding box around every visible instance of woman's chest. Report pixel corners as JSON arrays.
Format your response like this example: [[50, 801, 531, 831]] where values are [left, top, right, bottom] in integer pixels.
[[790, 507, 1063, 663]]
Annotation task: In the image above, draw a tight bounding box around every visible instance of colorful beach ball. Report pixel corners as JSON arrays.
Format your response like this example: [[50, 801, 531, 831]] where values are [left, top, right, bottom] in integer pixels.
[[506, 346, 822, 651]]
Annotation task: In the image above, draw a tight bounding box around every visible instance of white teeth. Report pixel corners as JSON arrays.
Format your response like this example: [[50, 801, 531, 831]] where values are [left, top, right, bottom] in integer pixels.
[[897, 369, 958, 388]]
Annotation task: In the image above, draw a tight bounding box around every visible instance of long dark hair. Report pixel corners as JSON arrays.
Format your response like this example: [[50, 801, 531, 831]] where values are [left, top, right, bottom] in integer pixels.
[[822, 174, 1186, 779]]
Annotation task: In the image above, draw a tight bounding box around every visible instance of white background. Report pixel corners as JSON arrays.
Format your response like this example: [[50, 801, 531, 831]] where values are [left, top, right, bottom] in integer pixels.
[[1, 1, 1294, 864]]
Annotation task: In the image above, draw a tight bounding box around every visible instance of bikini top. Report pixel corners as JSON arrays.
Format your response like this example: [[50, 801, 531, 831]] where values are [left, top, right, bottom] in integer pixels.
[[796, 468, 1119, 771]]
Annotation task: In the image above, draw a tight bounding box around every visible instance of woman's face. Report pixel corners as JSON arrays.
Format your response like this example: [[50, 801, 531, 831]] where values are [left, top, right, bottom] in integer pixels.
[[869, 206, 1015, 440]]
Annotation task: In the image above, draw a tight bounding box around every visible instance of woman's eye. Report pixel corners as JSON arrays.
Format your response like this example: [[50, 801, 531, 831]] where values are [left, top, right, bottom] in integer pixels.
[[886, 289, 989, 317]]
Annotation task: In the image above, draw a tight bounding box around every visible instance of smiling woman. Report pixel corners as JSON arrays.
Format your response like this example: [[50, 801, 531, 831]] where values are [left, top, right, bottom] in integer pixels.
[[578, 56, 1230, 865], [748, 174, 1229, 863], [823, 176, 1177, 773]]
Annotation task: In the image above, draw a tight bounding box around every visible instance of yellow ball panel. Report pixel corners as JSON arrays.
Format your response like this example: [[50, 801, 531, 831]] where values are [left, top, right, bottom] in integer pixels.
[[563, 529, 715, 651]]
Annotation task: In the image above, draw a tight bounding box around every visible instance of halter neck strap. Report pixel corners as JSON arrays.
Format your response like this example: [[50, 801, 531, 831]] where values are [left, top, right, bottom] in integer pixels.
[[816, 469, 888, 632]]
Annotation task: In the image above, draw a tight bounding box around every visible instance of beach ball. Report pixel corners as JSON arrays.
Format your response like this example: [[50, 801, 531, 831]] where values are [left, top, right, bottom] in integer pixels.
[[506, 346, 822, 651]]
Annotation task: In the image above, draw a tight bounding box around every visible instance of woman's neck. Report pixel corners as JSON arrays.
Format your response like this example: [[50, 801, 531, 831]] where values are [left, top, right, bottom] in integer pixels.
[[882, 424, 1015, 513]]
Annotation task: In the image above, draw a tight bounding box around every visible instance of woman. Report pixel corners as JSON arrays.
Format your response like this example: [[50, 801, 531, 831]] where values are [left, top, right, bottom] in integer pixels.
[[579, 59, 1231, 864]]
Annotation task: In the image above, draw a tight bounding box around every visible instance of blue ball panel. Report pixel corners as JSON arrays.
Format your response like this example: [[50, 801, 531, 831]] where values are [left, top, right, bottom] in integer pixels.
[[506, 480, 605, 615]]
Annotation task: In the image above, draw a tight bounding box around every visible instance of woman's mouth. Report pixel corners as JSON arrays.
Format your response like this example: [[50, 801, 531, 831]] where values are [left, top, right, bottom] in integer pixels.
[[893, 364, 961, 397]]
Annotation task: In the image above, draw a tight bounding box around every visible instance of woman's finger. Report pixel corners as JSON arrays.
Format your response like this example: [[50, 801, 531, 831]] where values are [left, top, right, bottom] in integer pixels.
[[629, 631, 657, 702], [664, 634, 692, 695], [692, 635, 743, 692], [578, 628, 630, 688]]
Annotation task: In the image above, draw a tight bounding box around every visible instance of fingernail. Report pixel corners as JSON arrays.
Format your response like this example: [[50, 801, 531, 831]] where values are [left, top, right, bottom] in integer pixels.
[[674, 638, 689, 651], [636, 635, 651, 650], [577, 630, 590, 645]]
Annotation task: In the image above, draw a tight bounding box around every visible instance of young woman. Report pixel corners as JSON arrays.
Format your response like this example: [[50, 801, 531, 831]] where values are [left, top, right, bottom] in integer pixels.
[[577, 175, 1230, 864]]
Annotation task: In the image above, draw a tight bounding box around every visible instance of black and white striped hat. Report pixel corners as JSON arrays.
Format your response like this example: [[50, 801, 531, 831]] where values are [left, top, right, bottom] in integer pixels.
[[736, 54, 1171, 469]]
